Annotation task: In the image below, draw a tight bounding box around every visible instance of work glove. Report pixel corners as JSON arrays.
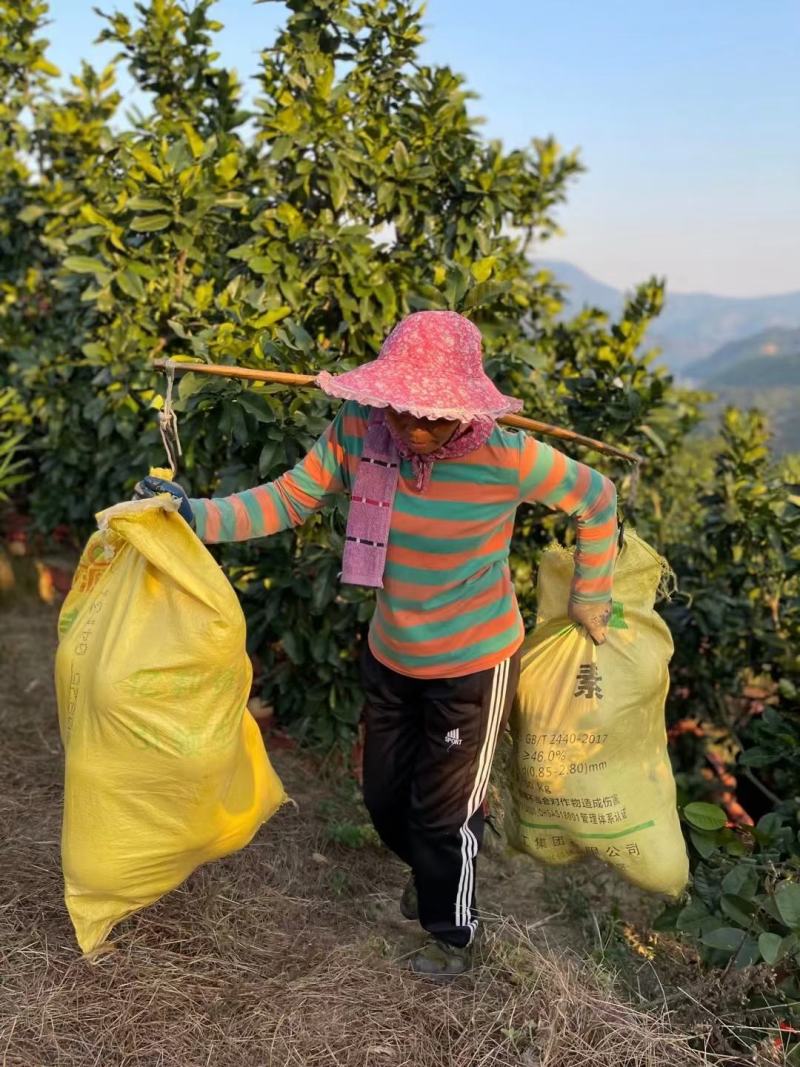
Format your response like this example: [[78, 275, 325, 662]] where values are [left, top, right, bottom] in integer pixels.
[[133, 475, 195, 528], [567, 598, 612, 646]]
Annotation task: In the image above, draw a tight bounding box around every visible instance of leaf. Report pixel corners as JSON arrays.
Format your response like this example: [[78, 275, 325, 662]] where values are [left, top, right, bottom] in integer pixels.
[[130, 149, 164, 182], [215, 153, 240, 183], [80, 204, 112, 228], [177, 373, 207, 404], [281, 631, 303, 664], [258, 440, 281, 477], [638, 422, 667, 455], [249, 257, 276, 275], [775, 884, 800, 929], [269, 136, 293, 162], [63, 256, 108, 275], [127, 197, 171, 211], [230, 401, 248, 444], [165, 140, 191, 172], [181, 122, 205, 159], [720, 894, 757, 926], [287, 320, 313, 352], [18, 205, 45, 224], [276, 202, 302, 228], [33, 57, 61, 77], [116, 268, 145, 300], [226, 243, 257, 261], [214, 192, 248, 208], [684, 802, 727, 832], [676, 898, 710, 933], [689, 829, 720, 859], [168, 319, 189, 339], [393, 140, 409, 169], [471, 256, 496, 284], [130, 214, 171, 232], [758, 931, 784, 965], [701, 927, 746, 952], [733, 938, 760, 969], [756, 812, 784, 840], [236, 392, 271, 423], [329, 169, 347, 210], [652, 903, 683, 932], [723, 835, 748, 858], [311, 566, 335, 613], [721, 865, 759, 899], [193, 281, 214, 311], [252, 306, 292, 328], [692, 863, 718, 908], [373, 283, 396, 318], [81, 342, 108, 360]]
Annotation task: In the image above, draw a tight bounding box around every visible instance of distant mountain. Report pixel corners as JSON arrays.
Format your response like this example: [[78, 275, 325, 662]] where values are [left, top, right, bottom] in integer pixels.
[[707, 353, 800, 389], [687, 327, 800, 456], [685, 326, 800, 383], [539, 260, 625, 317], [539, 260, 800, 374]]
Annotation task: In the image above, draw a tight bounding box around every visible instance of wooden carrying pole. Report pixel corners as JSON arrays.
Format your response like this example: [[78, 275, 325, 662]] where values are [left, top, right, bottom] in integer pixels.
[[153, 359, 643, 465]]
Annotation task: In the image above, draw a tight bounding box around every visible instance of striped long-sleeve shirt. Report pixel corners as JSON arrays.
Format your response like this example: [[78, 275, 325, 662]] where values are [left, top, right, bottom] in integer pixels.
[[190, 401, 617, 679]]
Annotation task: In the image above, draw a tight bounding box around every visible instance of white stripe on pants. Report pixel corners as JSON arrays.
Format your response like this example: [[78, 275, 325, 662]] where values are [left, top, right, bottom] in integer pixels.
[[454, 655, 511, 940]]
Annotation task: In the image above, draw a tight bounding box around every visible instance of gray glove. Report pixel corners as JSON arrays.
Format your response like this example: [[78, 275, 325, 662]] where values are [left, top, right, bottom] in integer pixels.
[[133, 475, 194, 528]]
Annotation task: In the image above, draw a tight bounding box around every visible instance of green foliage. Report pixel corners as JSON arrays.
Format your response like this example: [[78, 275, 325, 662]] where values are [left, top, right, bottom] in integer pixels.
[[325, 821, 381, 849], [662, 409, 800, 728], [660, 800, 800, 1005], [654, 410, 800, 1023], [0, 388, 30, 501]]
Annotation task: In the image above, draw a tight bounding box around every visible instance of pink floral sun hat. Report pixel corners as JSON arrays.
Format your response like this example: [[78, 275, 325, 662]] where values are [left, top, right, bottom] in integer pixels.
[[316, 310, 522, 422]]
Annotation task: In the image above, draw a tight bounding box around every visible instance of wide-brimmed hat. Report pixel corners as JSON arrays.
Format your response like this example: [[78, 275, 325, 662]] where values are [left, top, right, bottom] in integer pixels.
[[316, 310, 522, 422]]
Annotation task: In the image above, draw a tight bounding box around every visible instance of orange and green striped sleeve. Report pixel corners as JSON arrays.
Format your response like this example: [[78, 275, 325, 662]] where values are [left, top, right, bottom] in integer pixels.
[[189, 404, 362, 543], [518, 435, 618, 603]]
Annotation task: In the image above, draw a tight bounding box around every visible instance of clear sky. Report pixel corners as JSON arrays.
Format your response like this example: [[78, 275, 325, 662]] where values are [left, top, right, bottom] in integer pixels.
[[45, 0, 800, 298]]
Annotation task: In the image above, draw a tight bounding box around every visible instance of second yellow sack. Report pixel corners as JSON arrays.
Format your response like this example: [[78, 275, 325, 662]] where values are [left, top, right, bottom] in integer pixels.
[[509, 530, 688, 898]]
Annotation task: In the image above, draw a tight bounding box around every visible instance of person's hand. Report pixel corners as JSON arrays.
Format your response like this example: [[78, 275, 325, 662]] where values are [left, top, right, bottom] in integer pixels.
[[133, 475, 194, 528], [568, 598, 612, 646]]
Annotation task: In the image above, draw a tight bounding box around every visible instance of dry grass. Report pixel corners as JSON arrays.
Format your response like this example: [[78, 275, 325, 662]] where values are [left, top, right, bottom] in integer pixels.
[[0, 590, 733, 1066]]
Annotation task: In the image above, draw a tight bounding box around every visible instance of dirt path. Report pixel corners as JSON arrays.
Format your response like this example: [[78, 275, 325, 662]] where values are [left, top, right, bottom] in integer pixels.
[[0, 591, 726, 1066]]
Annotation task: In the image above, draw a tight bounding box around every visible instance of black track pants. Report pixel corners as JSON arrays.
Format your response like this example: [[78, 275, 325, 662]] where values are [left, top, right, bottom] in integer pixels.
[[360, 643, 521, 948]]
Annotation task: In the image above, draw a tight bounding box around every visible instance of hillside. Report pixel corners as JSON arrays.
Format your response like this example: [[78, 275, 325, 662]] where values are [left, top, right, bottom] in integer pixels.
[[540, 260, 800, 373], [685, 326, 800, 383], [706, 351, 800, 389]]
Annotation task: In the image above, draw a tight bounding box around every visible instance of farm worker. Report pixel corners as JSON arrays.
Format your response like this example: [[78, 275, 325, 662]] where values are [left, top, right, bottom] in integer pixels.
[[137, 311, 618, 979]]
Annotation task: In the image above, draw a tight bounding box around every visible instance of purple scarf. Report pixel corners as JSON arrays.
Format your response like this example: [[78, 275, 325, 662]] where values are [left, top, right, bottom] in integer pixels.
[[341, 409, 493, 588]]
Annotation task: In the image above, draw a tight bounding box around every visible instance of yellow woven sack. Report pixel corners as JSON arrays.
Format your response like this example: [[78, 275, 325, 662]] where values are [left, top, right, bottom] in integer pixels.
[[510, 530, 688, 897], [55, 492, 286, 953]]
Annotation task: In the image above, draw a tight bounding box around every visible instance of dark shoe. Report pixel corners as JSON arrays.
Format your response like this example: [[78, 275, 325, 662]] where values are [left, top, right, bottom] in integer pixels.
[[400, 876, 418, 921], [408, 938, 472, 980]]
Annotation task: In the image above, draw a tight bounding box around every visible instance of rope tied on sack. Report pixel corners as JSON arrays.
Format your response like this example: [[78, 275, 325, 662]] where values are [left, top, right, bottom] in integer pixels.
[[158, 359, 183, 477]]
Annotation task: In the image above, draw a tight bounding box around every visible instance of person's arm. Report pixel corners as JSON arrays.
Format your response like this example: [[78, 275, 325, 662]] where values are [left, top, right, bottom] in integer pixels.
[[190, 404, 355, 544], [518, 434, 618, 642]]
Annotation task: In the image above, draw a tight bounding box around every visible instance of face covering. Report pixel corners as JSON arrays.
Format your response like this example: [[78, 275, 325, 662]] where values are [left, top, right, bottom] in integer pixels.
[[341, 408, 493, 587]]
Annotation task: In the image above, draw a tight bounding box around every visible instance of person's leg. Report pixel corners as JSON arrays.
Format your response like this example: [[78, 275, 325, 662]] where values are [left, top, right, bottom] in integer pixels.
[[408, 649, 521, 949], [360, 643, 423, 866]]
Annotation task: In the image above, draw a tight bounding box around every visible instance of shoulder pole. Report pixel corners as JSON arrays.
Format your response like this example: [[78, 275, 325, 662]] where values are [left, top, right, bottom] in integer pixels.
[[152, 359, 644, 466]]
